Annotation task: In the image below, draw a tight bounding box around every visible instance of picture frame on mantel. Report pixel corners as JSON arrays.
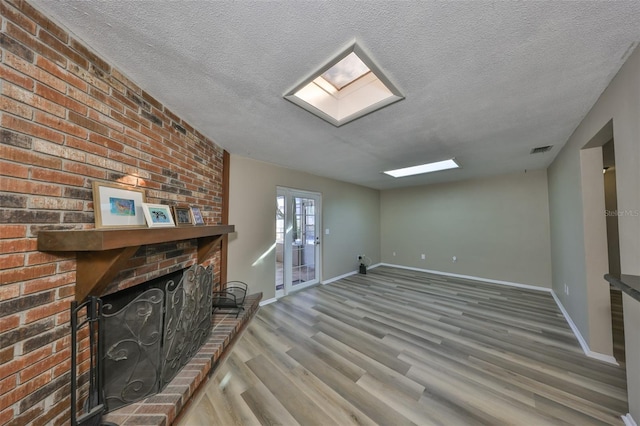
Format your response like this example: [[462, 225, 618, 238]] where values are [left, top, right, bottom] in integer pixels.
[[190, 206, 205, 225], [142, 203, 176, 228], [92, 181, 147, 229], [172, 206, 193, 226]]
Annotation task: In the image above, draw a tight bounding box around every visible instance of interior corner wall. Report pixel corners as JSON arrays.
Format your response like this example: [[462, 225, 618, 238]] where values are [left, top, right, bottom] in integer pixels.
[[547, 45, 640, 418], [227, 155, 380, 300], [380, 170, 552, 288]]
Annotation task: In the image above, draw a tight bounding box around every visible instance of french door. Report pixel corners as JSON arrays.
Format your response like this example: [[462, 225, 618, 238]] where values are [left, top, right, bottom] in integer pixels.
[[275, 188, 321, 297]]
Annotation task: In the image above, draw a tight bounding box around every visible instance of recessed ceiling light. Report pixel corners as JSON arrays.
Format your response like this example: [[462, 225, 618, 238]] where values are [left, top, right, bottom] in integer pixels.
[[384, 159, 460, 178], [284, 43, 404, 127]]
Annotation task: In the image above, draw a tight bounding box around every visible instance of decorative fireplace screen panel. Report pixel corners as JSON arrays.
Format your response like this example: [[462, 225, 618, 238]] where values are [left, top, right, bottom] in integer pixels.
[[101, 264, 213, 412], [162, 265, 213, 385], [102, 288, 164, 410]]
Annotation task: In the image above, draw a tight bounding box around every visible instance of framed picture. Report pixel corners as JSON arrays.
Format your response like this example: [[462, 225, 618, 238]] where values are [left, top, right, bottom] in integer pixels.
[[172, 206, 193, 226], [92, 181, 147, 229], [190, 206, 205, 225], [142, 203, 176, 228]]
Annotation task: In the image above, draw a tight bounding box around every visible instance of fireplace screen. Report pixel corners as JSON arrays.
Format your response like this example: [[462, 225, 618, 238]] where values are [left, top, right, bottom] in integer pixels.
[[101, 264, 213, 411]]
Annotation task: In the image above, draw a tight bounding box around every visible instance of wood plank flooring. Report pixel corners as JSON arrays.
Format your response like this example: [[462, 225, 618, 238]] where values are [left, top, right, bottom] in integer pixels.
[[177, 266, 628, 425], [610, 287, 626, 364]]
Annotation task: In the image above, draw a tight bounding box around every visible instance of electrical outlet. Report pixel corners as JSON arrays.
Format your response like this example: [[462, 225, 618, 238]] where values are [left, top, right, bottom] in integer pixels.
[[452, 256, 457, 263], [357, 255, 362, 262], [564, 283, 569, 295], [392, 251, 396, 256], [421, 254, 426, 260]]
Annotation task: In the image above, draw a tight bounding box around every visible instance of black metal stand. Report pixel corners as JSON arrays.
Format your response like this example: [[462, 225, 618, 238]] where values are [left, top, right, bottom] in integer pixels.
[[70, 297, 114, 426]]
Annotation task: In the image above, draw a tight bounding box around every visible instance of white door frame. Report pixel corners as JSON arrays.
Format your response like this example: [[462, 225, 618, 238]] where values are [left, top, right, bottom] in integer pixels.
[[276, 187, 322, 298]]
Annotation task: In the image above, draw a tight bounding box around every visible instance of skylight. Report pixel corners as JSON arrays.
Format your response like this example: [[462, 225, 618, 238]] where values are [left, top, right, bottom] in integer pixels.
[[284, 43, 404, 127], [321, 52, 370, 90], [384, 159, 460, 178]]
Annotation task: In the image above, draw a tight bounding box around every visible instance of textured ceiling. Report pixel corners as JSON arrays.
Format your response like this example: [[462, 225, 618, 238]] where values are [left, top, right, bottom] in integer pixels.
[[32, 1, 640, 189]]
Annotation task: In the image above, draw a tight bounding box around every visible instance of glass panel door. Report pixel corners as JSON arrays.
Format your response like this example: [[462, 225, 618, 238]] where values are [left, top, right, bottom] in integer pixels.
[[275, 194, 285, 296], [275, 188, 321, 297], [292, 196, 317, 287]]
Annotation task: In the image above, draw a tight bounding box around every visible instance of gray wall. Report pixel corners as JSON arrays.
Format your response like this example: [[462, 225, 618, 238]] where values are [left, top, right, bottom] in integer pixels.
[[228, 155, 380, 300], [548, 46, 639, 417], [380, 170, 552, 288]]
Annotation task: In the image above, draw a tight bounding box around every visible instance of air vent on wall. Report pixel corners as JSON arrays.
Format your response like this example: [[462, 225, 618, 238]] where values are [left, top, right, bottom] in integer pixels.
[[530, 145, 553, 154]]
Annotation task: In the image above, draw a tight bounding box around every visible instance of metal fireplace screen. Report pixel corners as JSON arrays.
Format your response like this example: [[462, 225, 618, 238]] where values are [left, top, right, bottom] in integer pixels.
[[101, 264, 213, 412], [70, 297, 105, 426]]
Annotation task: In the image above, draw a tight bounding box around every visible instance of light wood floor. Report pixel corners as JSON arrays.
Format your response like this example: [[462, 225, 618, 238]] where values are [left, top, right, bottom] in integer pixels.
[[610, 287, 626, 364], [178, 266, 628, 425]]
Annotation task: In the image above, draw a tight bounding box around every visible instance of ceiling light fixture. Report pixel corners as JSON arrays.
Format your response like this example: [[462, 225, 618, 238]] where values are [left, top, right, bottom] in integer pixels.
[[384, 159, 460, 178], [284, 42, 404, 127]]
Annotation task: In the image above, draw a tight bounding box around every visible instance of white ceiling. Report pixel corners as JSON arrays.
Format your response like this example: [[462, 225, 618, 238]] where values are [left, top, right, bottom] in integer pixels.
[[33, 1, 640, 190]]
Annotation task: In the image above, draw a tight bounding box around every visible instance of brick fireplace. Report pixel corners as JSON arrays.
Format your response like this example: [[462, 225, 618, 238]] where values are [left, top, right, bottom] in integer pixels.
[[0, 1, 232, 424]]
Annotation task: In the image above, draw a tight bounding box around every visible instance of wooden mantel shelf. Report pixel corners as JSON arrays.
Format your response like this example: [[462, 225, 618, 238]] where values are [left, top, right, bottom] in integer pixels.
[[38, 225, 235, 301]]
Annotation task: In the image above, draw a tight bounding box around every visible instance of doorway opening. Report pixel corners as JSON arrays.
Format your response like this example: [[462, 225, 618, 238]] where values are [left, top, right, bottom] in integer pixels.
[[579, 119, 624, 363], [603, 139, 625, 364], [275, 188, 321, 297]]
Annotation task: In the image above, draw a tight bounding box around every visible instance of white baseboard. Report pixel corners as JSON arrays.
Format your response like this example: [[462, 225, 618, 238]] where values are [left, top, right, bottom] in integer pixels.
[[379, 263, 552, 293], [322, 270, 358, 285], [269, 266, 369, 302], [550, 291, 619, 365], [622, 413, 638, 426], [321, 263, 384, 285], [379, 263, 619, 365], [259, 297, 277, 307]]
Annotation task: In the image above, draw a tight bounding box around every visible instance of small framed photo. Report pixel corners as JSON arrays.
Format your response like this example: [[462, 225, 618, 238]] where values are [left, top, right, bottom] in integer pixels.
[[190, 206, 205, 225], [172, 206, 193, 226], [92, 181, 147, 229], [142, 203, 175, 228]]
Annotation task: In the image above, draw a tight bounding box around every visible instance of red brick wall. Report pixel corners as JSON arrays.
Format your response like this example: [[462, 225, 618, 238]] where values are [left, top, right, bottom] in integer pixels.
[[0, 1, 225, 424]]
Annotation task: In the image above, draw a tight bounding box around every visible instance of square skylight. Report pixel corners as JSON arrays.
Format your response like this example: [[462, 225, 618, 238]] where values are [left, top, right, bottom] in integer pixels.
[[321, 52, 370, 90], [384, 159, 460, 178], [284, 43, 404, 127]]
